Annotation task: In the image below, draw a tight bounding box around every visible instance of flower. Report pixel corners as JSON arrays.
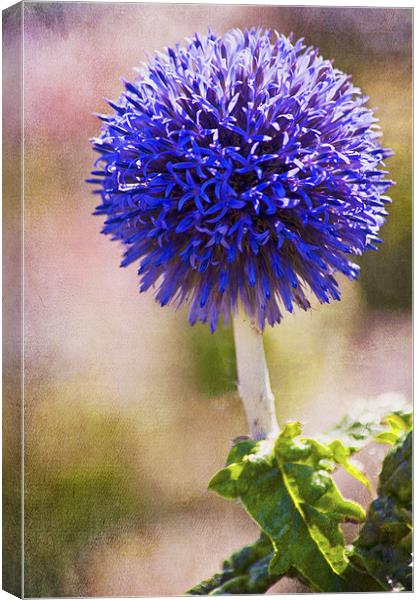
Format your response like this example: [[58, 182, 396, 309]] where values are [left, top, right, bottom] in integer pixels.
[[89, 28, 393, 332]]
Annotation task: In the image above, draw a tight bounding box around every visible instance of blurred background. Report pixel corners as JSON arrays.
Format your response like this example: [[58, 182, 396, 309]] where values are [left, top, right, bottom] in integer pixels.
[[4, 3, 412, 596]]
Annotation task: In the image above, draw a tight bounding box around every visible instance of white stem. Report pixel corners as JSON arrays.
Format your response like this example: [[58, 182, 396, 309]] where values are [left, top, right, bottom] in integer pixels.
[[232, 309, 279, 440]]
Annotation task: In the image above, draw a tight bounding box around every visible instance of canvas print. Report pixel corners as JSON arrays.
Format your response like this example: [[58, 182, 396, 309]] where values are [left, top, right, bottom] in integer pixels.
[[2, 2, 412, 597]]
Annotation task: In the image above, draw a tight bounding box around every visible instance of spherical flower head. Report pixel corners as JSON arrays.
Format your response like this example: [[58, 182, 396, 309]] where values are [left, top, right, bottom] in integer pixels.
[[89, 28, 393, 332]]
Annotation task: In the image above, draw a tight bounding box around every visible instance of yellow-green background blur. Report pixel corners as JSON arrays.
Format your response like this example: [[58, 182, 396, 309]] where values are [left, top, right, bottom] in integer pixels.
[[5, 3, 412, 596]]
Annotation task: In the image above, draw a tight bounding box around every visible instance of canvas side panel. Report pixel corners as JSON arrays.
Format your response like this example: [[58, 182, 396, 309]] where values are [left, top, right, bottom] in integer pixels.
[[2, 2, 23, 598]]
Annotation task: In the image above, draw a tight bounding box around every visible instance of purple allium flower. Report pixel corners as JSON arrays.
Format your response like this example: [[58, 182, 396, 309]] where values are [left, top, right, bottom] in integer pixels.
[[89, 28, 393, 332]]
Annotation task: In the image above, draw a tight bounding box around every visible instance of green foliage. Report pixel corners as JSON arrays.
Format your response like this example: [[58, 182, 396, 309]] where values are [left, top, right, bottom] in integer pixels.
[[351, 431, 412, 591], [208, 423, 377, 592], [186, 535, 277, 595], [328, 439, 372, 492], [321, 394, 411, 452], [375, 413, 412, 446], [190, 404, 412, 594]]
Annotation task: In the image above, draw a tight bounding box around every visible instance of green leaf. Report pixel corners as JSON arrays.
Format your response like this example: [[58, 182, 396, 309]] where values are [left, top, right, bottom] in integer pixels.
[[329, 439, 372, 492], [385, 412, 412, 433], [351, 432, 412, 591], [272, 427, 365, 580], [378, 430, 412, 506], [377, 413, 412, 446], [209, 424, 369, 592], [375, 431, 399, 445]]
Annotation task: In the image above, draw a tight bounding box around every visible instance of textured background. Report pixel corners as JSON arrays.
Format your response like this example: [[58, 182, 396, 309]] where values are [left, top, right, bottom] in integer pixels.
[[6, 3, 413, 596]]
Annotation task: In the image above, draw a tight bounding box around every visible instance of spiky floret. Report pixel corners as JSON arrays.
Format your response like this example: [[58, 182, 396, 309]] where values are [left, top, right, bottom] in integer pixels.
[[89, 28, 393, 332]]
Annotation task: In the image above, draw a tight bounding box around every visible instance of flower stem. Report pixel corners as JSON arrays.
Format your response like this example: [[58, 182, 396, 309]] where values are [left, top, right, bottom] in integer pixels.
[[232, 309, 279, 440]]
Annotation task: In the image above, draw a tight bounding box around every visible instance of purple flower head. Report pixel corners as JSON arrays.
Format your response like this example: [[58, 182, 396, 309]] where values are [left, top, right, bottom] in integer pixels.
[[89, 28, 393, 332]]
